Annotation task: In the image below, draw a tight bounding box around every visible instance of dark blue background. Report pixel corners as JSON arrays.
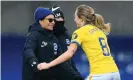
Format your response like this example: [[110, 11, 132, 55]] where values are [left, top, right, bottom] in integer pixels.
[[1, 35, 133, 80]]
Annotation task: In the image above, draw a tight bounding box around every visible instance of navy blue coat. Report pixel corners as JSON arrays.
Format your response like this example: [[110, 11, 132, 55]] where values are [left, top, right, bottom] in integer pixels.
[[22, 23, 81, 80]]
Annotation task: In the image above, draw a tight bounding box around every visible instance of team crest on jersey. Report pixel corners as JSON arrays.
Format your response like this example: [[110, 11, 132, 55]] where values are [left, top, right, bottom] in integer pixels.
[[53, 43, 58, 50], [53, 43, 58, 55], [72, 33, 78, 39], [66, 39, 70, 44]]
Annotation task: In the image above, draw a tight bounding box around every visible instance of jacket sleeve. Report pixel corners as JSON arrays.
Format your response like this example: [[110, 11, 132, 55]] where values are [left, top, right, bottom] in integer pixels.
[[23, 32, 39, 72]]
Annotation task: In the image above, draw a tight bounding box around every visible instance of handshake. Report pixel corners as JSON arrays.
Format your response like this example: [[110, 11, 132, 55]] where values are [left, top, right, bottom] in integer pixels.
[[37, 62, 50, 71]]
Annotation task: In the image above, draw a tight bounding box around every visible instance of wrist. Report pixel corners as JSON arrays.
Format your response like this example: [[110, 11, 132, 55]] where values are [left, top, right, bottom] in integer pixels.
[[48, 62, 52, 68], [31, 61, 39, 72], [37, 64, 40, 70]]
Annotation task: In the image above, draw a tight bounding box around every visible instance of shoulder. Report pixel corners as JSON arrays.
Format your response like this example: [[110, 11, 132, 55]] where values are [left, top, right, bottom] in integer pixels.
[[73, 25, 90, 34], [64, 31, 71, 38], [57, 31, 71, 39], [26, 31, 41, 39], [73, 28, 82, 34]]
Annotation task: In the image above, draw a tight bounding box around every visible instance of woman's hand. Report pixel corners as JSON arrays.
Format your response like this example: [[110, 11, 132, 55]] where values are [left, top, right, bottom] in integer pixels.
[[37, 62, 50, 70]]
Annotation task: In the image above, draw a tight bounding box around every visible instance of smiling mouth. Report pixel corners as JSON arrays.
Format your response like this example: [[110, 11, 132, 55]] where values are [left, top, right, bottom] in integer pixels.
[[49, 25, 54, 27], [49, 25, 54, 28]]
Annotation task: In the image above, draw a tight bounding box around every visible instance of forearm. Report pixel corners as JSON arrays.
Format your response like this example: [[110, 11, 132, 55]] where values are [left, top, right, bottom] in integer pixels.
[[48, 46, 77, 68], [49, 50, 72, 68]]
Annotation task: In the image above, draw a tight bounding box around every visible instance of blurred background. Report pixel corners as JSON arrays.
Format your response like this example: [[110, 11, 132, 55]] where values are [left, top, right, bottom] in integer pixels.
[[1, 1, 133, 80]]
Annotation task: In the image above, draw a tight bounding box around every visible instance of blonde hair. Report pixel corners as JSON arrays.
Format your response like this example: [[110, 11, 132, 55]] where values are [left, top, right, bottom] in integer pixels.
[[76, 4, 110, 31]]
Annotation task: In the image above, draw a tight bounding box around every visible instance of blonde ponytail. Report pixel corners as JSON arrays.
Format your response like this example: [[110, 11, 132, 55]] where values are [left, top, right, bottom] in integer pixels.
[[94, 14, 111, 34]]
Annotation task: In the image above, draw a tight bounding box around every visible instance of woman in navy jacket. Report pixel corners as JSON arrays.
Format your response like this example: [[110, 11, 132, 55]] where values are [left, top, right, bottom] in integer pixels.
[[22, 7, 80, 80]]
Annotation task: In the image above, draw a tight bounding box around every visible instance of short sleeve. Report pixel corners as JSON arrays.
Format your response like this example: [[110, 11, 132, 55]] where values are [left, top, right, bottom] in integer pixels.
[[71, 30, 82, 46]]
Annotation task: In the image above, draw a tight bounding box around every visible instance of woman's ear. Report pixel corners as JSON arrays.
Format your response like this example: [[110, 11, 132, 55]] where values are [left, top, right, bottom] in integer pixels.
[[81, 19, 85, 26], [39, 19, 43, 23], [81, 19, 84, 22]]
